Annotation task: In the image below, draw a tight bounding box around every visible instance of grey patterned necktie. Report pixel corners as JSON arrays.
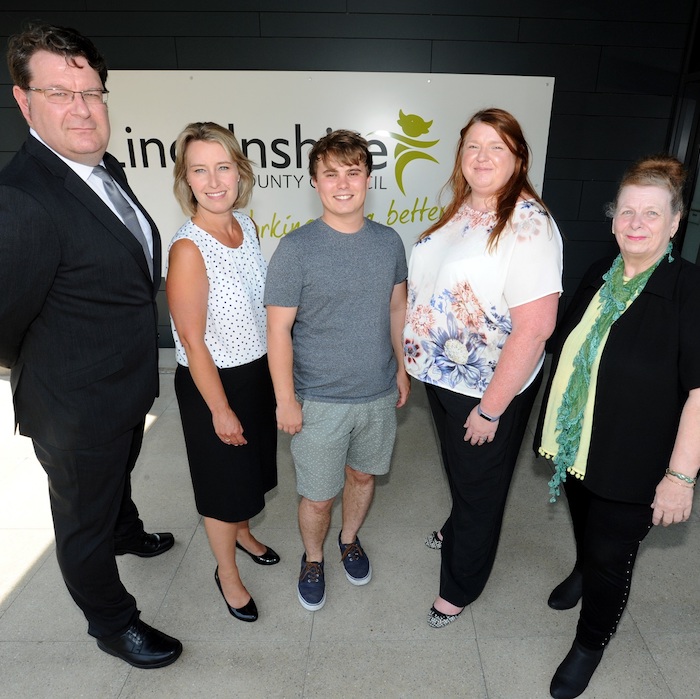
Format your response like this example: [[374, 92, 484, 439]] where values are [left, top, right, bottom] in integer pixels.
[[92, 166, 153, 278]]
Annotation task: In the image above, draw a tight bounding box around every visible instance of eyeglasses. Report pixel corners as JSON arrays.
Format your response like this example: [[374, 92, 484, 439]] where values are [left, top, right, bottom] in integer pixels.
[[26, 87, 109, 105]]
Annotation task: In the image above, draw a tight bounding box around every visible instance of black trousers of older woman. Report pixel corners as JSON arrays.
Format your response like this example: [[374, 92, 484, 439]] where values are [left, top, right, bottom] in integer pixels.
[[425, 372, 541, 608], [563, 477, 653, 649]]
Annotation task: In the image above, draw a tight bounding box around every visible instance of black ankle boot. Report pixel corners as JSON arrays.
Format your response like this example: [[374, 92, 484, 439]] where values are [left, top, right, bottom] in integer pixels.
[[548, 568, 583, 610], [550, 640, 604, 699]]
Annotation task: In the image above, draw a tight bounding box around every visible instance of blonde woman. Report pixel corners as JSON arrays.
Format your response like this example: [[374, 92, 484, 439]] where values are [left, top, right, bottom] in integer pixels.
[[167, 122, 278, 623]]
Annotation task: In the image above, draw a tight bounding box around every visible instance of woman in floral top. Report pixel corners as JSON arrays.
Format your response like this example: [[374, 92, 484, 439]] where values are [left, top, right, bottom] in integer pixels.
[[403, 108, 563, 628]]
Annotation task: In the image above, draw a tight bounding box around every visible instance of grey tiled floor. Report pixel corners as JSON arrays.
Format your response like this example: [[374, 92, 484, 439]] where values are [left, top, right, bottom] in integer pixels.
[[1, 352, 699, 698]]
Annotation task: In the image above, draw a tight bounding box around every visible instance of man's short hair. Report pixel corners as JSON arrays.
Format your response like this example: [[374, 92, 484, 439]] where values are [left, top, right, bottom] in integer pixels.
[[7, 22, 108, 89], [308, 129, 373, 179]]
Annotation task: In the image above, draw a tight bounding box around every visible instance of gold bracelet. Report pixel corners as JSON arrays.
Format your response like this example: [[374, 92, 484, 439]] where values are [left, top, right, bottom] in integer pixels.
[[665, 474, 694, 489], [665, 468, 697, 486]]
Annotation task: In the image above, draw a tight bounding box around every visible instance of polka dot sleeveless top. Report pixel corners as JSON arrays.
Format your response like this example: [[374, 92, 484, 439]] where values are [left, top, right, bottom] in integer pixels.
[[168, 212, 267, 368]]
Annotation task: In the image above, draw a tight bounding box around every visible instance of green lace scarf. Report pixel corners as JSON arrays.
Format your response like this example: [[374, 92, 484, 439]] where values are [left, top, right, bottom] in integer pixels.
[[548, 243, 674, 502]]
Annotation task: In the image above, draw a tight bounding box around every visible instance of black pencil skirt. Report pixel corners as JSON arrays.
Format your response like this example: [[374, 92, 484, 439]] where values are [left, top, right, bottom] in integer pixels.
[[174, 354, 278, 523]]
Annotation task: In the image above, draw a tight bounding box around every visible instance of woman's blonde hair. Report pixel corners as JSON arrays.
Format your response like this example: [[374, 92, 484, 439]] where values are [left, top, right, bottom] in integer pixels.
[[173, 122, 255, 217]]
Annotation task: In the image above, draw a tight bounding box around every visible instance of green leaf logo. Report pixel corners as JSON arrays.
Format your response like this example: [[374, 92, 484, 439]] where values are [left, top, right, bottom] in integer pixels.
[[371, 110, 440, 195]]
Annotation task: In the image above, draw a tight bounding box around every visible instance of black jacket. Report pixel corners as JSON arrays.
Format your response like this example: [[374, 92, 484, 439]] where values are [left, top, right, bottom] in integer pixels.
[[534, 250, 700, 504], [0, 136, 161, 449]]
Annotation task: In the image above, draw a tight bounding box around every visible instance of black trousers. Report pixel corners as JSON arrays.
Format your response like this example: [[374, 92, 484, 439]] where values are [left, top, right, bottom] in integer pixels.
[[32, 420, 147, 638], [425, 372, 541, 607], [563, 477, 653, 649]]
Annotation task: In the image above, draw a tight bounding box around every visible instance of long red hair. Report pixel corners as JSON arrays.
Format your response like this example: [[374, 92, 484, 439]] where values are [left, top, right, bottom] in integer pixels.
[[421, 108, 548, 250]]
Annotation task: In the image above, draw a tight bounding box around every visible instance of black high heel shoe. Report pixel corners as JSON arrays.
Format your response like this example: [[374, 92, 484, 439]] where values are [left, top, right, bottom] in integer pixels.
[[236, 541, 280, 565], [214, 567, 258, 622]]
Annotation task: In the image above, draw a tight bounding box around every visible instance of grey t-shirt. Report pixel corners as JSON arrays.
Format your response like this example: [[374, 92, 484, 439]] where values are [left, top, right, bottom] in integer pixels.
[[264, 217, 407, 403]]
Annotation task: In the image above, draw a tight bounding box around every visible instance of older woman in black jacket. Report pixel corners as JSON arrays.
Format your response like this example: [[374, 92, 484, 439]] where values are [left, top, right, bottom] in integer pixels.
[[536, 155, 700, 699]]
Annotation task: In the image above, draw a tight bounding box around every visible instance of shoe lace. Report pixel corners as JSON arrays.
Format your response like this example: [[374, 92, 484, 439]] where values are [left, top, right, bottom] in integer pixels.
[[300, 561, 323, 583], [340, 542, 364, 563]]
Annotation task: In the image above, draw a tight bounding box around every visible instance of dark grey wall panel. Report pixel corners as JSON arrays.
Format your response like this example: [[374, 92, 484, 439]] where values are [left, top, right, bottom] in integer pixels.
[[564, 220, 617, 243], [545, 158, 630, 182], [156, 282, 173, 347], [260, 12, 519, 41], [348, 0, 694, 22], [432, 41, 600, 92], [85, 1, 345, 10], [553, 91, 673, 119], [0, 12, 261, 37], [597, 46, 684, 94], [7, 1, 85, 9], [520, 18, 686, 48], [564, 239, 618, 278], [579, 181, 619, 222], [0, 152, 14, 169], [175, 37, 432, 71], [541, 180, 582, 222], [99, 37, 178, 70], [0, 108, 27, 151], [548, 115, 669, 161], [0, 86, 17, 109]]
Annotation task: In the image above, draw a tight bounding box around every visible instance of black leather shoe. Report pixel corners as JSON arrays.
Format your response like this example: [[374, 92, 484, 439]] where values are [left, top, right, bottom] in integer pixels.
[[550, 640, 604, 699], [548, 567, 583, 610], [96, 618, 182, 669], [215, 567, 258, 622], [236, 541, 280, 565], [115, 532, 175, 558]]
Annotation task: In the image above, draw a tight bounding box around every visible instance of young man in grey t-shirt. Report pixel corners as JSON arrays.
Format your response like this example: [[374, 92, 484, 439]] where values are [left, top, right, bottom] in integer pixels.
[[265, 130, 409, 611]]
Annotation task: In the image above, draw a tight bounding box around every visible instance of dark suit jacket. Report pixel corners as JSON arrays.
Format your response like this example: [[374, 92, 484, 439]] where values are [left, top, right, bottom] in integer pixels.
[[534, 251, 700, 504], [0, 136, 161, 450]]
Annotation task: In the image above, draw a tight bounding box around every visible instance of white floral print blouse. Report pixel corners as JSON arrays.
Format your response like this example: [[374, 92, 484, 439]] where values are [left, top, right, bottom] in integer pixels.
[[403, 199, 563, 397]]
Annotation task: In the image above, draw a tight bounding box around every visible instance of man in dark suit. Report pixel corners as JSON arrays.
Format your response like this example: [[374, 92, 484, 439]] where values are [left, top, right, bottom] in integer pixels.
[[0, 24, 182, 668]]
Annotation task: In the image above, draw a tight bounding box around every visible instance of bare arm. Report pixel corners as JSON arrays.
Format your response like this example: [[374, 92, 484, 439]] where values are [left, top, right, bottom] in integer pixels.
[[651, 387, 700, 526], [390, 280, 410, 408], [464, 292, 559, 445], [266, 304, 303, 434], [166, 239, 246, 445]]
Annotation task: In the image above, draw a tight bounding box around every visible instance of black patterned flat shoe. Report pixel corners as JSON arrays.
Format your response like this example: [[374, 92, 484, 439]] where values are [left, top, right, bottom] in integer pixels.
[[425, 531, 443, 550], [428, 605, 463, 628]]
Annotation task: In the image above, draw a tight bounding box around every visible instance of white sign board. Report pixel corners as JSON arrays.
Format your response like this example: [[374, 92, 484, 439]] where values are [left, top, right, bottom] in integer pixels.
[[107, 71, 554, 272]]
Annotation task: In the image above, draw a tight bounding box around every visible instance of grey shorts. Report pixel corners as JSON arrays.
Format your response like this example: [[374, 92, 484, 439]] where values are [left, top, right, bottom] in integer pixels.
[[291, 390, 398, 501]]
